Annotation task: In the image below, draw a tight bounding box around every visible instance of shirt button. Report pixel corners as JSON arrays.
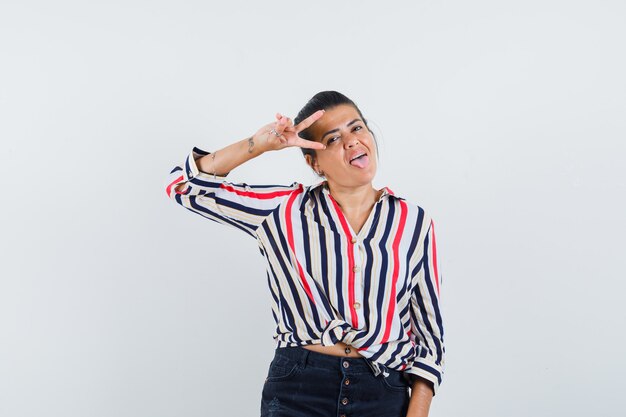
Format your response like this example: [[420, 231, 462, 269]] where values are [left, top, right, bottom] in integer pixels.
[[344, 378, 350, 385], [341, 397, 349, 405], [351, 237, 357, 244], [353, 266, 360, 272], [353, 302, 361, 309], [343, 361, 350, 368]]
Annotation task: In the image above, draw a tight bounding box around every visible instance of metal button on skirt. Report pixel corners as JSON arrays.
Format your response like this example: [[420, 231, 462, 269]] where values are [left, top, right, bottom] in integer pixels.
[[260, 346, 410, 417]]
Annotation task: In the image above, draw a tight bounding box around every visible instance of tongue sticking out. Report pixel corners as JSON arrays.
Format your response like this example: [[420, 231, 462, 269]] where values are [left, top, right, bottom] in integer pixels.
[[350, 154, 369, 169]]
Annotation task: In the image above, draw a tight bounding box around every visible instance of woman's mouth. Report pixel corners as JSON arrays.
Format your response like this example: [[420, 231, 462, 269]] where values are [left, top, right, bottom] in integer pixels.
[[349, 153, 369, 169]]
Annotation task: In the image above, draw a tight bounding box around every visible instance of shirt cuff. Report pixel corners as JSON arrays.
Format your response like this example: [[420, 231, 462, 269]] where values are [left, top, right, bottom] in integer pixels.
[[403, 358, 443, 396], [184, 146, 230, 184]]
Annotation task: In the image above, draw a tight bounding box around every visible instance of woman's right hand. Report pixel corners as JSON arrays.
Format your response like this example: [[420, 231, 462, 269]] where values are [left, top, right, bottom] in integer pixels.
[[255, 110, 327, 152]]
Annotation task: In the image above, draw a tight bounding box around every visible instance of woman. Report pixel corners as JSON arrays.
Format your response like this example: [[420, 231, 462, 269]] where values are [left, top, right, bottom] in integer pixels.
[[164, 91, 444, 417]]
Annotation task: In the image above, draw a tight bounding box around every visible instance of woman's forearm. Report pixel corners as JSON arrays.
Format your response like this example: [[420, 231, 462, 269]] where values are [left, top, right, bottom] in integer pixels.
[[173, 135, 268, 194], [406, 379, 433, 417], [196, 135, 269, 176], [174, 111, 325, 194]]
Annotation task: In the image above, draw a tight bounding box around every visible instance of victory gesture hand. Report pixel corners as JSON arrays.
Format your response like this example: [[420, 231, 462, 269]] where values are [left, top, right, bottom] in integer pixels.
[[255, 110, 327, 152]]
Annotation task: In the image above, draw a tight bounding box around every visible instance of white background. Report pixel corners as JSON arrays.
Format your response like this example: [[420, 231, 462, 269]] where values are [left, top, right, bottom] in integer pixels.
[[1, 1, 625, 416]]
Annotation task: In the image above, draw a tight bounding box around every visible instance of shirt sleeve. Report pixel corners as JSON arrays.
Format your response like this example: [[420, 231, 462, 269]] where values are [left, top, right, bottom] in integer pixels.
[[164, 146, 302, 238], [404, 217, 445, 396]]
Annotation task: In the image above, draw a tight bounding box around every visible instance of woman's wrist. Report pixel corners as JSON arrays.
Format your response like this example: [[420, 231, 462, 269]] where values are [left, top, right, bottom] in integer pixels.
[[406, 378, 433, 417]]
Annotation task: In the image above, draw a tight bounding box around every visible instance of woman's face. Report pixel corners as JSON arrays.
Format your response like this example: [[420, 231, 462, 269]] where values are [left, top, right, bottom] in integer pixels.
[[305, 104, 377, 188]]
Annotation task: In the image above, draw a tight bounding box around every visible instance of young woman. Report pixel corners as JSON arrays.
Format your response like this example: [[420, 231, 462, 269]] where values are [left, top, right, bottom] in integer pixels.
[[165, 91, 444, 417]]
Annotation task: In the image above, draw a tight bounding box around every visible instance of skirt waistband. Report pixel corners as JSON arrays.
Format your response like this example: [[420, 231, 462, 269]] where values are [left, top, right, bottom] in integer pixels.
[[273, 346, 393, 377]]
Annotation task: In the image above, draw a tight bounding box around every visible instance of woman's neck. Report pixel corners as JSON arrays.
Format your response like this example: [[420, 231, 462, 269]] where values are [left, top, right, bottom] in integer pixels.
[[325, 181, 381, 215]]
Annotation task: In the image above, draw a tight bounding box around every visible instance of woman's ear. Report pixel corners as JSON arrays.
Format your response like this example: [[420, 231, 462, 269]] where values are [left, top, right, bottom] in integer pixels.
[[305, 154, 317, 170], [305, 154, 324, 176]]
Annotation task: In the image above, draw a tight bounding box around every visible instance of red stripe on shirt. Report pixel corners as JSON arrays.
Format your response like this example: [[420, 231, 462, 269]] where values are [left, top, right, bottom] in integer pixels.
[[220, 184, 295, 199], [166, 175, 185, 196], [381, 200, 408, 343], [431, 219, 440, 296], [285, 185, 315, 303], [328, 194, 358, 329]]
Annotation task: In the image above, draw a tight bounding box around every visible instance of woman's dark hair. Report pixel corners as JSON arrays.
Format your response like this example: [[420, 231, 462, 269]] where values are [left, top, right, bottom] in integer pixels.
[[294, 91, 378, 171]]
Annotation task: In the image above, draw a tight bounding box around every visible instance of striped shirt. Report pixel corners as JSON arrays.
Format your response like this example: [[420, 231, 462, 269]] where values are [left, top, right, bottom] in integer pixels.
[[165, 147, 445, 394]]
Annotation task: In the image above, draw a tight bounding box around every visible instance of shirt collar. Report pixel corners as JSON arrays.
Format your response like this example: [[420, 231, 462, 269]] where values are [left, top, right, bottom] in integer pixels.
[[308, 180, 397, 202]]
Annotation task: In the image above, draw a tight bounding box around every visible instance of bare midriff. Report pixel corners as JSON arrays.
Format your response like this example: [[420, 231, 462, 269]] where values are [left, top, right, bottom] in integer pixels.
[[302, 342, 364, 358]]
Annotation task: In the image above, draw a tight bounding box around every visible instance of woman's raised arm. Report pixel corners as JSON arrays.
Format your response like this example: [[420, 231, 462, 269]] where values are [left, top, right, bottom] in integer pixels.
[[178, 110, 326, 193], [165, 110, 327, 237]]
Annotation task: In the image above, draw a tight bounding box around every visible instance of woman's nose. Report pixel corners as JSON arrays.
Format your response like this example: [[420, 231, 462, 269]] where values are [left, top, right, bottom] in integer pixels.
[[344, 134, 360, 148]]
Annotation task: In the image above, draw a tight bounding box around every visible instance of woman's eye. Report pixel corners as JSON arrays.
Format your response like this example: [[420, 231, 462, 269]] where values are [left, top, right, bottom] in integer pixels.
[[353, 126, 362, 132], [327, 136, 339, 144]]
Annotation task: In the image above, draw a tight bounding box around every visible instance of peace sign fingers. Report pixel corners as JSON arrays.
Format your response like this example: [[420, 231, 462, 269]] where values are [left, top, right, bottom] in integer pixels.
[[275, 110, 326, 150], [294, 109, 325, 134], [294, 136, 327, 150], [259, 109, 327, 152]]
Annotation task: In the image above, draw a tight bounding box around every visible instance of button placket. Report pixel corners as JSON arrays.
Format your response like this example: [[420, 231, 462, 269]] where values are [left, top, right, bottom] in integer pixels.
[[358, 243, 367, 289], [352, 239, 364, 322]]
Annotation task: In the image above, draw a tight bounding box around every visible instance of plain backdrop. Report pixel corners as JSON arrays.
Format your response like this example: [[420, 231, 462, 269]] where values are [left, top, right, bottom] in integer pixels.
[[1, 1, 625, 416]]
